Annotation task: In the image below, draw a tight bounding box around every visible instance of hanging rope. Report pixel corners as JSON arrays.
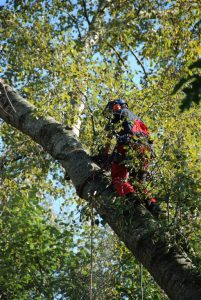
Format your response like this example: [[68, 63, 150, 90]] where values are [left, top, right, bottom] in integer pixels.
[[140, 263, 144, 300], [0, 79, 17, 113], [90, 205, 94, 300]]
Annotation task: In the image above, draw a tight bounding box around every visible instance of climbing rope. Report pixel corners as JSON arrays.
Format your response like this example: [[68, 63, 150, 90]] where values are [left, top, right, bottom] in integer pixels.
[[140, 263, 144, 300], [90, 205, 94, 300]]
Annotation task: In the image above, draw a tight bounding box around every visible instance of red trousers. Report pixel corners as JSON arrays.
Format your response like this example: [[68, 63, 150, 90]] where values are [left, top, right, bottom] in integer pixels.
[[111, 143, 156, 203], [111, 161, 135, 196]]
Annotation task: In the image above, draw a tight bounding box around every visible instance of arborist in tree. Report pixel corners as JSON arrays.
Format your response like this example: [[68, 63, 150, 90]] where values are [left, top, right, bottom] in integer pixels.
[[100, 99, 162, 217]]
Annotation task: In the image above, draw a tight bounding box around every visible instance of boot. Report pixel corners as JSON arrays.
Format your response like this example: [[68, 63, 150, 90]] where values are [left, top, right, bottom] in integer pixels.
[[126, 192, 141, 206], [147, 202, 165, 218], [123, 193, 140, 219]]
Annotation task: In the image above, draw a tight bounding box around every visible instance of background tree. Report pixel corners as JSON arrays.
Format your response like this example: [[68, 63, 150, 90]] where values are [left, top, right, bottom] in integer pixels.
[[0, 0, 201, 299]]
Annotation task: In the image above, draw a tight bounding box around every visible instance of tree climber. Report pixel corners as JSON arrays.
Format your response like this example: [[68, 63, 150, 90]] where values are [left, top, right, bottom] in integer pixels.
[[102, 99, 162, 217]]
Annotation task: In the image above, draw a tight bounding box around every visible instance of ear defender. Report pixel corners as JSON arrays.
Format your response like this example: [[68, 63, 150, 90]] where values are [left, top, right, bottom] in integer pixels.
[[113, 104, 121, 111]]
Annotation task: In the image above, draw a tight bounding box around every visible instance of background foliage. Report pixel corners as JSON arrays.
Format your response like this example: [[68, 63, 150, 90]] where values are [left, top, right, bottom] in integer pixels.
[[0, 0, 200, 299]]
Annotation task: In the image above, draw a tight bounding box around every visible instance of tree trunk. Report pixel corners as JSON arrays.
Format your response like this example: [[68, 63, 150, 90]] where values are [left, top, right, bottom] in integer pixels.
[[0, 81, 201, 300]]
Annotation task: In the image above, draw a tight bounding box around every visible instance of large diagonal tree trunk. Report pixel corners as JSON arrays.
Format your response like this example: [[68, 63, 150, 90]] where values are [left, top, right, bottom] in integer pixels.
[[0, 81, 201, 299]]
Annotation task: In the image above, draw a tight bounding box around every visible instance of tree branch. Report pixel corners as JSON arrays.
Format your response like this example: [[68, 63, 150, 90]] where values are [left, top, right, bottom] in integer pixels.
[[122, 37, 148, 79], [84, 0, 111, 48], [106, 42, 127, 67], [66, 0, 82, 38], [82, 0, 91, 26], [0, 81, 201, 300]]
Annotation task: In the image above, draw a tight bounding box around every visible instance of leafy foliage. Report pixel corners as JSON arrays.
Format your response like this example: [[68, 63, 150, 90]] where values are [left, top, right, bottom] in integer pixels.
[[172, 59, 201, 110], [0, 0, 201, 298]]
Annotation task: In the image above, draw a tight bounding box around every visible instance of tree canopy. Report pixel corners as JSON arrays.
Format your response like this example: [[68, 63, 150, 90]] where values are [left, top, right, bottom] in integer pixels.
[[0, 1, 201, 299]]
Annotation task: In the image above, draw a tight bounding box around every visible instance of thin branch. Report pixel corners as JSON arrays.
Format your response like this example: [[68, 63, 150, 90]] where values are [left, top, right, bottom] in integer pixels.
[[67, 12, 82, 39], [106, 42, 127, 68], [66, 0, 82, 38], [82, 0, 91, 26], [129, 48, 148, 79], [122, 38, 148, 79]]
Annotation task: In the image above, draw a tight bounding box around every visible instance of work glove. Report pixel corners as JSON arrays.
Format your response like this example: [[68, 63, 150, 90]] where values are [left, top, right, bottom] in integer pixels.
[[91, 152, 111, 170]]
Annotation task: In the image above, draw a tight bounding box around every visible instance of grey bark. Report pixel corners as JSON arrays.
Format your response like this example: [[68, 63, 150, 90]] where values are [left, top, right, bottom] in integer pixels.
[[0, 81, 201, 300]]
